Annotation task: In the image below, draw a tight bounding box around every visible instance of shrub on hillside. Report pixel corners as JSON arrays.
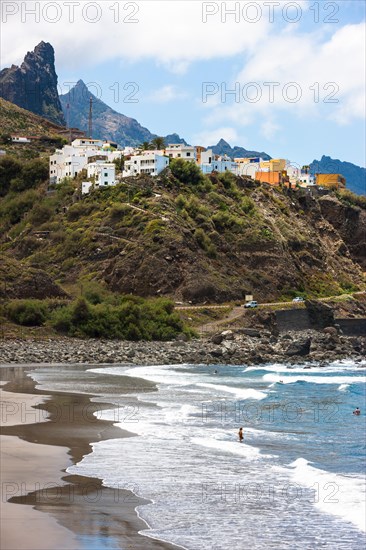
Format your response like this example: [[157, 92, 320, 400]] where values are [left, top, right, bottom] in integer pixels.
[[2, 190, 39, 225], [170, 158, 204, 185], [338, 189, 366, 209], [51, 297, 192, 340], [0, 157, 22, 196], [6, 299, 48, 326]]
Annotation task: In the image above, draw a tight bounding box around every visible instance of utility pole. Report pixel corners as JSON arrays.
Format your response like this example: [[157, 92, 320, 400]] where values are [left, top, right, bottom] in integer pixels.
[[88, 96, 93, 139], [67, 102, 72, 143]]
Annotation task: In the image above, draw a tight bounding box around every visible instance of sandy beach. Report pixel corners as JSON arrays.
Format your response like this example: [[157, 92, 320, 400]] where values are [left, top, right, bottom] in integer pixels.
[[0, 365, 181, 550]]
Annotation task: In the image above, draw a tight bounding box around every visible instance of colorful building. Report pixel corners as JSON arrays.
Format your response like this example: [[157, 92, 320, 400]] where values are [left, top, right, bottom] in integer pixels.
[[316, 174, 346, 189], [255, 170, 290, 186], [260, 159, 286, 172]]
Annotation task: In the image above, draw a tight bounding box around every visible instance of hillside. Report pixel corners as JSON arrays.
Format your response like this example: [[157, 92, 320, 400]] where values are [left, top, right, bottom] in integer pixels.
[[310, 155, 366, 196], [0, 97, 72, 161], [0, 161, 365, 304], [0, 97, 66, 137]]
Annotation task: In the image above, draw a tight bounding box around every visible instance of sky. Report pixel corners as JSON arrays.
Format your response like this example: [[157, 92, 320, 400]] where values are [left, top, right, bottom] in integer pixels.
[[1, 0, 365, 166]]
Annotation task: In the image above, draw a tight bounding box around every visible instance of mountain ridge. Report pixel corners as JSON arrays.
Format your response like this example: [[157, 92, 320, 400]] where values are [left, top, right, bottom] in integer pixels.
[[209, 138, 272, 160]]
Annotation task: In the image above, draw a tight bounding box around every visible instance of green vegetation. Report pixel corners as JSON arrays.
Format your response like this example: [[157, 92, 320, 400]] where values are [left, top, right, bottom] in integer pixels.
[[337, 189, 366, 209], [0, 145, 364, 329], [3, 293, 194, 340], [6, 299, 48, 326], [170, 158, 205, 185], [51, 297, 192, 340]]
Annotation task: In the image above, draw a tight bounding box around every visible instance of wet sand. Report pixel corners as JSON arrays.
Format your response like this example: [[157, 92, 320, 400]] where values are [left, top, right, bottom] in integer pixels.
[[0, 365, 182, 550]]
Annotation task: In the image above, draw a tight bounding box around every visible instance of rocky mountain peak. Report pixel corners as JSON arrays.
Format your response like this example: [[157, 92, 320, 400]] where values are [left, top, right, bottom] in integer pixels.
[[0, 41, 65, 126]]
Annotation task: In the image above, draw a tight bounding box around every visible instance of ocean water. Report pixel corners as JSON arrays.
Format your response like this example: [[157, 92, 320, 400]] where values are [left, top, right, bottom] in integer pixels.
[[51, 361, 365, 548]]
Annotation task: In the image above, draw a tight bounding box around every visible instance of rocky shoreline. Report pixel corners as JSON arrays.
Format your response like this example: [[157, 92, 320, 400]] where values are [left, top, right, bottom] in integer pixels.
[[0, 328, 365, 366]]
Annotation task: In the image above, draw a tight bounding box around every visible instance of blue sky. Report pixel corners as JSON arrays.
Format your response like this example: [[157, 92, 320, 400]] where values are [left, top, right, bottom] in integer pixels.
[[1, 1, 365, 165]]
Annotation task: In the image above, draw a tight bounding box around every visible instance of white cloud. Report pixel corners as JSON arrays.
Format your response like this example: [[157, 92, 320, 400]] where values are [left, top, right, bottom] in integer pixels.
[[196, 21, 365, 134], [148, 85, 188, 103], [261, 119, 281, 141], [191, 127, 239, 146], [0, 1, 270, 71], [234, 22, 366, 121]]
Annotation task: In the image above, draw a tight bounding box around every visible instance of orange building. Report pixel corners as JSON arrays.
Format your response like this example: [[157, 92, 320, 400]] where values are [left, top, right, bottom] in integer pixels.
[[316, 174, 346, 189], [255, 170, 290, 186]]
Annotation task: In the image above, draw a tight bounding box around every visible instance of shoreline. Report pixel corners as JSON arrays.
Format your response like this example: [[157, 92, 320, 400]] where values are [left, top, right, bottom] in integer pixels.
[[0, 329, 365, 367], [0, 365, 184, 550]]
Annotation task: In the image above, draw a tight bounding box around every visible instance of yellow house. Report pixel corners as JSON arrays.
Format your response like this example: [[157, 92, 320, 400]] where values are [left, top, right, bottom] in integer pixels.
[[316, 174, 346, 189], [260, 158, 286, 172]]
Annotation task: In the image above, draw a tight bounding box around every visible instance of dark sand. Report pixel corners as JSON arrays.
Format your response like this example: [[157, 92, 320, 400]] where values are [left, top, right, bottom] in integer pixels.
[[0, 365, 183, 550]]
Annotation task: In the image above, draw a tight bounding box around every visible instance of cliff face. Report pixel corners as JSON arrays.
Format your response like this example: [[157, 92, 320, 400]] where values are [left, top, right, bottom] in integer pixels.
[[318, 195, 366, 269], [0, 42, 65, 126]]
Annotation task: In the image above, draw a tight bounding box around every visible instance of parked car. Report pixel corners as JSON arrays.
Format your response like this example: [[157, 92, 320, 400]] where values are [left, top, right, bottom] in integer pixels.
[[244, 300, 258, 308], [292, 297, 305, 302]]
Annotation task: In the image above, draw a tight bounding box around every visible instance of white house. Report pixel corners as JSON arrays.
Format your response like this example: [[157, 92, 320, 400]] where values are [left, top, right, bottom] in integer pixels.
[[123, 152, 169, 177], [72, 138, 104, 149], [199, 149, 238, 174], [87, 162, 116, 186], [11, 136, 31, 143], [82, 162, 116, 194], [298, 172, 315, 187], [165, 144, 196, 162], [49, 144, 108, 184]]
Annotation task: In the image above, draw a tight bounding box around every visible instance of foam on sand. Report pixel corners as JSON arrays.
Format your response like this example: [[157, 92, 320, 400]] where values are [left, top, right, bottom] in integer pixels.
[[289, 458, 366, 532]]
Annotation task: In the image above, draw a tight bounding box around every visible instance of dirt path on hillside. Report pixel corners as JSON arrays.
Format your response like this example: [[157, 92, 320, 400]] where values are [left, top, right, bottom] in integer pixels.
[[198, 306, 245, 336]]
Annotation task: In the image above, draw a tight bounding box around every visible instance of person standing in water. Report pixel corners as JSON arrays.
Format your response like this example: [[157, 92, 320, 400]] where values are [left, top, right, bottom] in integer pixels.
[[238, 427, 244, 442], [353, 407, 361, 415]]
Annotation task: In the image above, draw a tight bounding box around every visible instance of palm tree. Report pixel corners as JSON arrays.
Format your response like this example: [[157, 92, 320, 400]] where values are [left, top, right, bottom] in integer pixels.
[[151, 136, 166, 150], [139, 141, 152, 151]]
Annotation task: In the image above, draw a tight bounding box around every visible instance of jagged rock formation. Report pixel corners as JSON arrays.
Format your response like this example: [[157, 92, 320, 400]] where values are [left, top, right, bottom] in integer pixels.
[[209, 138, 271, 160], [0, 42, 65, 126]]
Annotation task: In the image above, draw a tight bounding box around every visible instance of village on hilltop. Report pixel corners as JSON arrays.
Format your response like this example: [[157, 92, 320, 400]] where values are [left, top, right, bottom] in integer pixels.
[[9, 134, 346, 195]]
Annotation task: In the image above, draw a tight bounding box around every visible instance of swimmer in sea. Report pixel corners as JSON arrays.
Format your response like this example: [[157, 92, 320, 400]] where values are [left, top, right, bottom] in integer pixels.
[[353, 407, 361, 415], [238, 427, 244, 442]]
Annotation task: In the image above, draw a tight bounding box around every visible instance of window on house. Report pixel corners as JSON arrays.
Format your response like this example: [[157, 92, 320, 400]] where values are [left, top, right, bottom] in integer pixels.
[[104, 173, 108, 177], [187, 152, 191, 157]]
